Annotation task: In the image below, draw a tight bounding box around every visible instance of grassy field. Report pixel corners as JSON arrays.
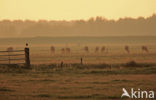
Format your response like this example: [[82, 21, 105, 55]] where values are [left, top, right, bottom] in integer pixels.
[[0, 37, 156, 100], [0, 36, 156, 64], [1, 44, 156, 64], [0, 62, 156, 100]]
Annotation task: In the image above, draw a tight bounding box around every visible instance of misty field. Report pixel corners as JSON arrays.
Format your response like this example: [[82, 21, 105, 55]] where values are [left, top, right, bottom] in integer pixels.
[[0, 36, 156, 100], [0, 36, 156, 64]]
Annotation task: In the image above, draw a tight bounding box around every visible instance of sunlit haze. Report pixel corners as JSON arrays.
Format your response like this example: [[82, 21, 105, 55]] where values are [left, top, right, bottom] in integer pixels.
[[0, 0, 156, 20]]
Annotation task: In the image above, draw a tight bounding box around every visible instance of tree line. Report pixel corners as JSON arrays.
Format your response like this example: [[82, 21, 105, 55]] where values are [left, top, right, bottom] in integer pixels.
[[0, 14, 156, 37]]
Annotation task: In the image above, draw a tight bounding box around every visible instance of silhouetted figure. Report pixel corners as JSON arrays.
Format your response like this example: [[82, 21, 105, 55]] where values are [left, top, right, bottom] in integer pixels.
[[60, 61, 64, 67], [125, 45, 130, 53], [66, 48, 71, 53], [80, 57, 83, 65], [7, 47, 13, 52], [50, 46, 55, 54], [61, 48, 65, 54], [26, 43, 28, 47], [84, 46, 89, 53], [101, 46, 105, 52], [142, 46, 149, 53], [95, 46, 99, 52]]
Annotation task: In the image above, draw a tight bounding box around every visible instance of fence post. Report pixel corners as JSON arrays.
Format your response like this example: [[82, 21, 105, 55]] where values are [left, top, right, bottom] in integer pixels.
[[80, 57, 83, 65], [25, 47, 30, 67], [8, 51, 11, 65], [60, 61, 63, 67]]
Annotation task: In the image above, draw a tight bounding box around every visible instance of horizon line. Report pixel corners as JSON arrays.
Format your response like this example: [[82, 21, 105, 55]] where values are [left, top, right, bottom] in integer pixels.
[[0, 35, 156, 39], [0, 13, 156, 22]]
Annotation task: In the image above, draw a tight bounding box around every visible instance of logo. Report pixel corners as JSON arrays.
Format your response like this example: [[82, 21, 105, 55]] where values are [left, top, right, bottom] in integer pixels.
[[121, 88, 155, 99]]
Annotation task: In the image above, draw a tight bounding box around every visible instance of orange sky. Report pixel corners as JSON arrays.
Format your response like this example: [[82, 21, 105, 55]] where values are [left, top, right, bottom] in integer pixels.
[[0, 0, 156, 21]]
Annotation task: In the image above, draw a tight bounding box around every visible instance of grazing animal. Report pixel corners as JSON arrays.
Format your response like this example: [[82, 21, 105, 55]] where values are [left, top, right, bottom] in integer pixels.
[[7, 47, 13, 52], [142, 46, 149, 53], [95, 46, 99, 52], [50, 46, 55, 53], [66, 48, 71, 53], [101, 46, 105, 52], [84, 46, 89, 52], [125, 45, 130, 53], [61, 48, 65, 53]]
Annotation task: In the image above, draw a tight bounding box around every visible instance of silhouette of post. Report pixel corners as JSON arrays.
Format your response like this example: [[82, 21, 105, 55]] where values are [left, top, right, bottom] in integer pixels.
[[8, 51, 11, 65], [61, 61, 64, 67], [80, 57, 83, 65], [25, 43, 30, 67]]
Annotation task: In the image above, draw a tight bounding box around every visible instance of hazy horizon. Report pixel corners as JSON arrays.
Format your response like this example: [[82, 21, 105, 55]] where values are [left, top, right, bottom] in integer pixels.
[[0, 14, 156, 37], [0, 14, 155, 22], [1, 0, 156, 20], [0, 0, 156, 37]]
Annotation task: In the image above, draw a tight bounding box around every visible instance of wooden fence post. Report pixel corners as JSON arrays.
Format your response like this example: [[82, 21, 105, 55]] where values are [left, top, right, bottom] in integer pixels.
[[8, 51, 11, 65], [25, 47, 30, 67], [80, 57, 83, 65], [60, 61, 64, 67]]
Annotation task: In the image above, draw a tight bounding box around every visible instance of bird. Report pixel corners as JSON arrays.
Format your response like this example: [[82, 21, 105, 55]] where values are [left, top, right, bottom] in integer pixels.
[[26, 43, 28, 47]]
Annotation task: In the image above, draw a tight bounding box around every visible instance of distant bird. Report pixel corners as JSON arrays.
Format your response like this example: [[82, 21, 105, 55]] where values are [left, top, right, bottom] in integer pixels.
[[26, 43, 28, 47]]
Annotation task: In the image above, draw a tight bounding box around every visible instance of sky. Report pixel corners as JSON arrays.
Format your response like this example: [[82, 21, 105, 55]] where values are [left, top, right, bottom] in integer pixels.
[[0, 0, 156, 21]]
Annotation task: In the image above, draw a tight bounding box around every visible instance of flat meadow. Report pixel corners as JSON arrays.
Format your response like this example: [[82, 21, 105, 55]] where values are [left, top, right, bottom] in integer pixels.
[[0, 62, 156, 100], [0, 36, 156, 100]]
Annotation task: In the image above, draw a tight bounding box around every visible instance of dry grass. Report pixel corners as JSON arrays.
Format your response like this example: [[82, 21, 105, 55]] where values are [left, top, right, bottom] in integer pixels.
[[0, 62, 156, 100]]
